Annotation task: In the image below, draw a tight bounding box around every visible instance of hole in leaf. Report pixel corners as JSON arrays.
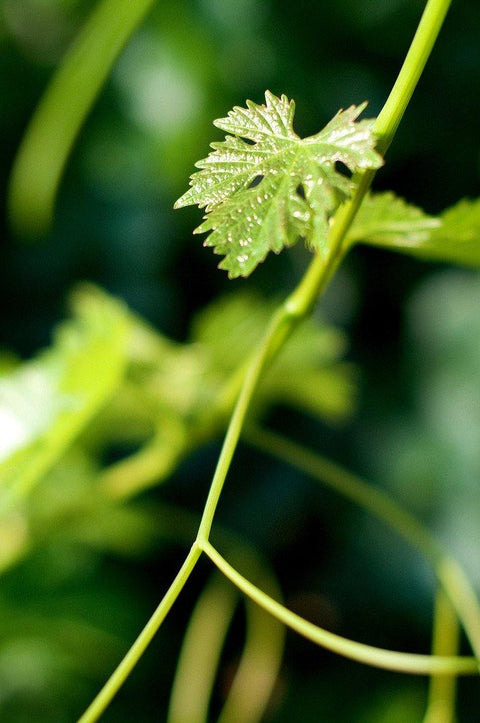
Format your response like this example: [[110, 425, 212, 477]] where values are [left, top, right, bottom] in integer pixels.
[[248, 175, 264, 189], [241, 137, 256, 146], [335, 161, 353, 179], [296, 183, 306, 199]]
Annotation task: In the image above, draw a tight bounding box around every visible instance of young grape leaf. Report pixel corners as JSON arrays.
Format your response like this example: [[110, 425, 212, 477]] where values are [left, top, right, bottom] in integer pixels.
[[175, 91, 383, 278], [345, 192, 440, 250]]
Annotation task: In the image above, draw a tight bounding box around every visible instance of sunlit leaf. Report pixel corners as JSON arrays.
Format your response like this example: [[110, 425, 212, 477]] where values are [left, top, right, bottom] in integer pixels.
[[175, 91, 383, 277]]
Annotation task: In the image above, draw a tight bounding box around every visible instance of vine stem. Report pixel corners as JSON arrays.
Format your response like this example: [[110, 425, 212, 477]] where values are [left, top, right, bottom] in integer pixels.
[[166, 573, 239, 723], [200, 539, 477, 676], [375, 0, 453, 153], [423, 589, 460, 723], [196, 0, 454, 545], [78, 544, 201, 723], [245, 426, 480, 663], [167, 567, 284, 723], [77, 0, 455, 718]]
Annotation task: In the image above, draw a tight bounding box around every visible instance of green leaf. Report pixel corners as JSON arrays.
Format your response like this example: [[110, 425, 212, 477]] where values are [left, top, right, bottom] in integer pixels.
[[175, 91, 383, 278], [192, 292, 355, 422], [0, 286, 130, 510], [415, 198, 480, 266], [345, 192, 440, 250], [347, 193, 480, 269]]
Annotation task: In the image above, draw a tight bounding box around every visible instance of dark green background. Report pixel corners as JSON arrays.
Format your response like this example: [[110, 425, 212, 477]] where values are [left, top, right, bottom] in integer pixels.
[[1, 1, 480, 720]]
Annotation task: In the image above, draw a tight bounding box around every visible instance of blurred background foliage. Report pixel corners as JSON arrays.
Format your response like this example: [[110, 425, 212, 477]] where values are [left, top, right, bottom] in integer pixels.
[[1, 0, 480, 720]]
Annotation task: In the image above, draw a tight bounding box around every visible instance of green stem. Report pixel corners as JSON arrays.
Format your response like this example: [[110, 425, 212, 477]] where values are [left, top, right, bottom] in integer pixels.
[[246, 426, 480, 663], [78, 0, 456, 717], [375, 0, 453, 153], [423, 588, 459, 723], [195, 0, 452, 545], [8, 0, 155, 238], [217, 578, 285, 723], [195, 298, 312, 543], [78, 544, 202, 723], [168, 566, 284, 723], [76, 503, 286, 722], [201, 540, 477, 677], [167, 573, 238, 723], [100, 424, 187, 499]]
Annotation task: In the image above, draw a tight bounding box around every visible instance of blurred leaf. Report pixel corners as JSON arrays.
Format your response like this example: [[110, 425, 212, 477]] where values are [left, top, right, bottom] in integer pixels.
[[99, 290, 356, 499], [114, 318, 213, 431], [0, 284, 352, 510], [348, 193, 480, 269], [345, 191, 440, 250], [113, 289, 354, 434], [416, 198, 480, 267], [191, 292, 274, 370], [0, 353, 20, 377], [175, 92, 382, 278], [193, 292, 355, 422], [0, 286, 129, 510], [8, 0, 155, 238]]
